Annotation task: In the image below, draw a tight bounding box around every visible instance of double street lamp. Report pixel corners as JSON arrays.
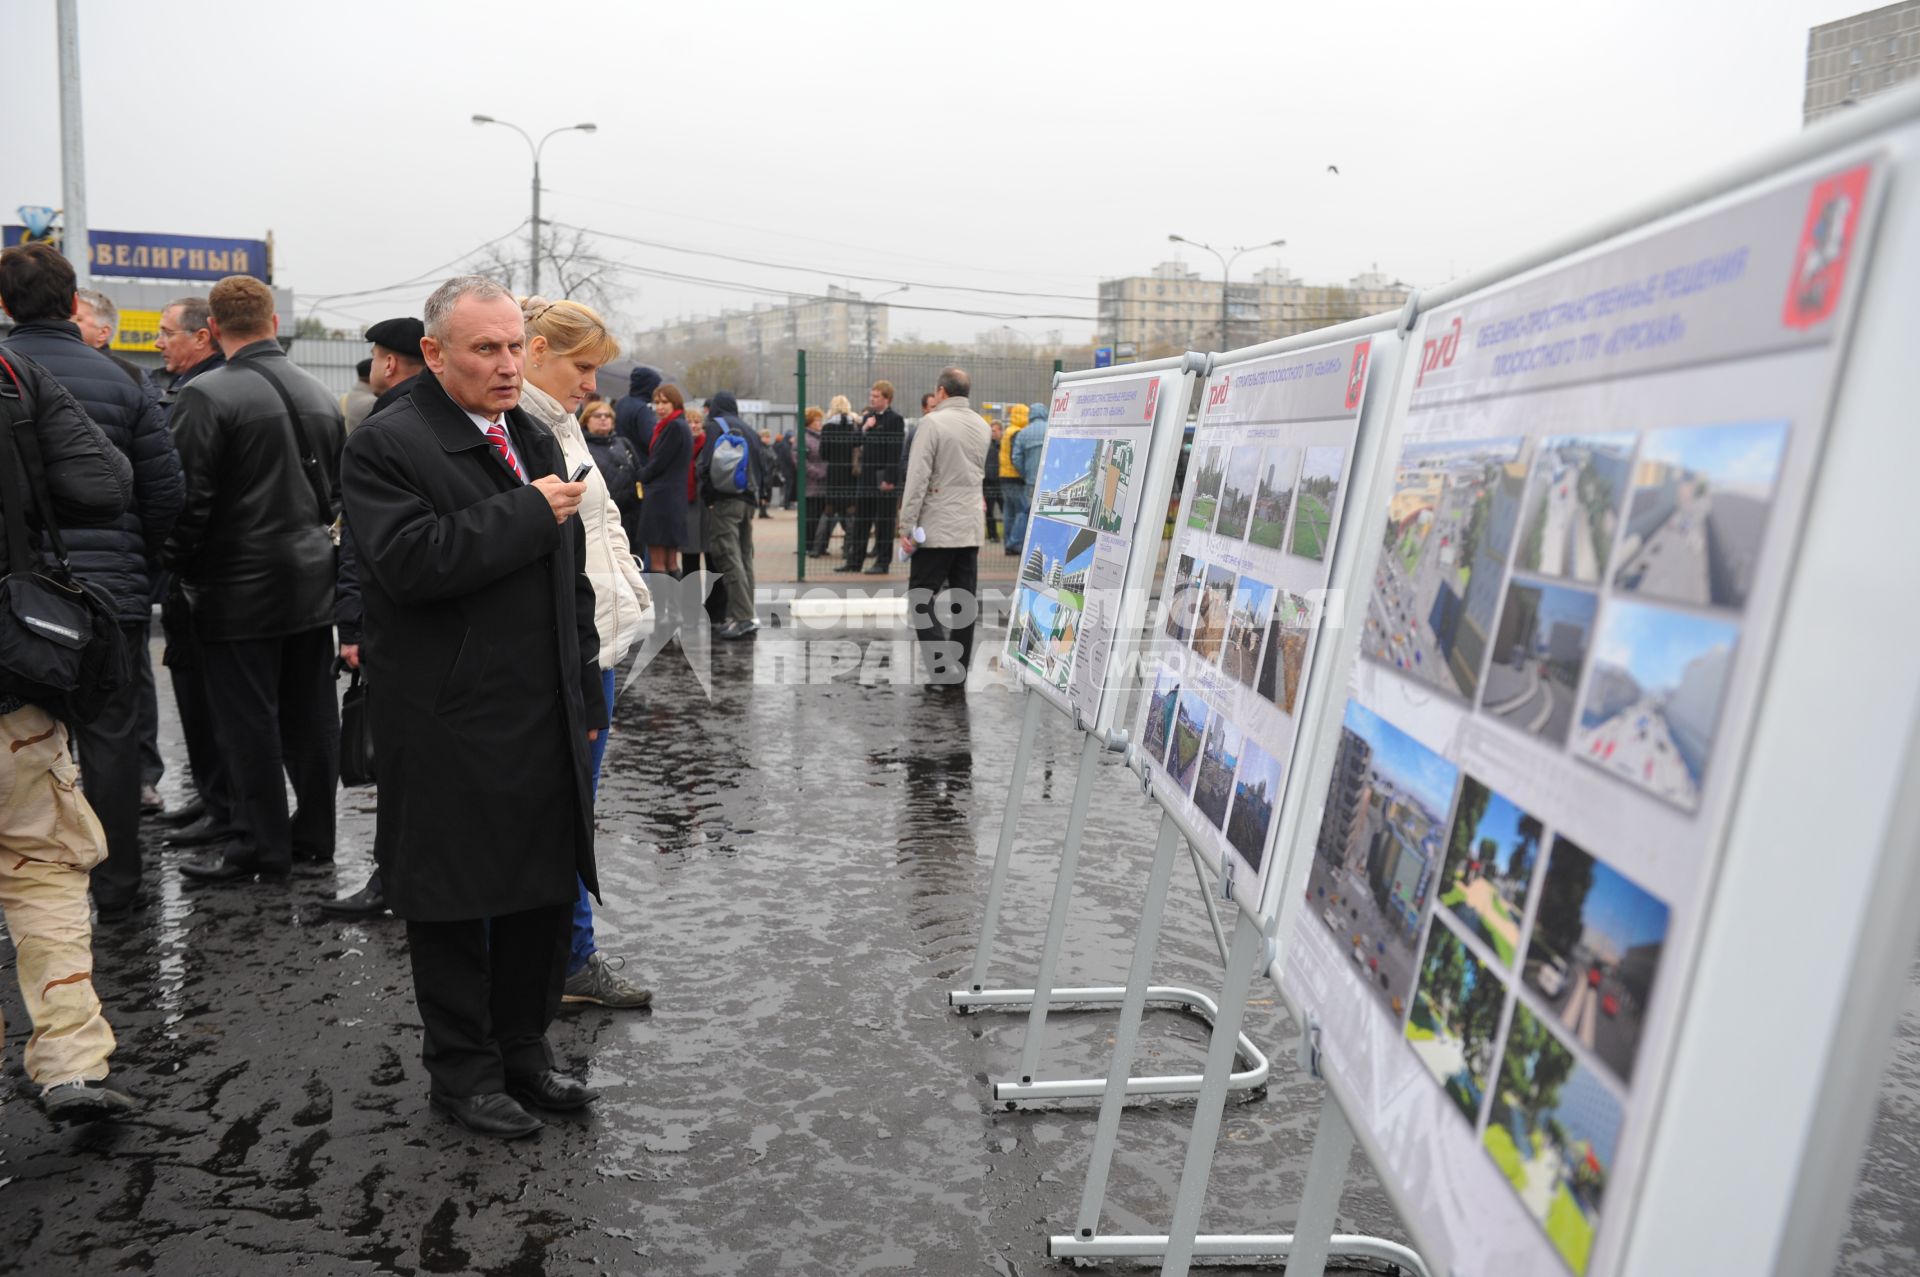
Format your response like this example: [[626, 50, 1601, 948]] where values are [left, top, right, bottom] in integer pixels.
[[1167, 233, 1287, 350], [471, 115, 598, 296]]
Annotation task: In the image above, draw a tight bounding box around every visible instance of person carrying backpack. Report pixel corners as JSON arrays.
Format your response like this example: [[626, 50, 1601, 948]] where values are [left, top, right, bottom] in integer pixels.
[[699, 390, 761, 639]]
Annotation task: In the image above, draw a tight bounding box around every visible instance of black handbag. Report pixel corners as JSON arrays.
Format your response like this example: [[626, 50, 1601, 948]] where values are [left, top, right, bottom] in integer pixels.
[[0, 354, 127, 723], [338, 662, 375, 786]]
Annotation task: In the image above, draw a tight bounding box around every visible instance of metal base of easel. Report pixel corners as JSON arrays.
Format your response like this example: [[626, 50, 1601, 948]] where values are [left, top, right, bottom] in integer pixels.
[[946, 983, 1271, 1104], [1046, 1232, 1429, 1272]]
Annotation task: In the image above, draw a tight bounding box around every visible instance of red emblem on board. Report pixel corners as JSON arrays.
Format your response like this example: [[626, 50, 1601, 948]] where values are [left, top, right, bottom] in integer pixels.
[[1783, 164, 1869, 330], [1143, 376, 1161, 422], [1345, 340, 1372, 410]]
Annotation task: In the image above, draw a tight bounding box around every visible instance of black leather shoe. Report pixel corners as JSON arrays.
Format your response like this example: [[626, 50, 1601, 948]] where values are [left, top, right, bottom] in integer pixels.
[[319, 881, 387, 917], [862, 563, 889, 575], [156, 799, 207, 827], [507, 1070, 601, 1112], [94, 890, 150, 922], [179, 853, 288, 883], [165, 815, 233, 847], [430, 1091, 542, 1139]]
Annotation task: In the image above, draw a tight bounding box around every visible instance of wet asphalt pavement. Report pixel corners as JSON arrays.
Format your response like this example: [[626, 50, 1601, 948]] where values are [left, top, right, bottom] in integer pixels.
[[0, 622, 1912, 1275]]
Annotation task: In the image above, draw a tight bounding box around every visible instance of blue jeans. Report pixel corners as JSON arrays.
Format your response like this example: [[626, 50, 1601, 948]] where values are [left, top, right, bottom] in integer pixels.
[[569, 668, 617, 976], [1001, 483, 1030, 551]]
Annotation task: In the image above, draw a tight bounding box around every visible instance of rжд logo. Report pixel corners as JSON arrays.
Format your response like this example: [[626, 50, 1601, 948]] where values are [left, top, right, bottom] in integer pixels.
[[1415, 316, 1463, 387]]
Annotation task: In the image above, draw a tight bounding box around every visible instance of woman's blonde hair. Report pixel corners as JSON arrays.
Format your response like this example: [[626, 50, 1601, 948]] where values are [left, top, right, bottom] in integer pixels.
[[578, 399, 616, 423], [518, 294, 621, 365], [828, 394, 853, 416]]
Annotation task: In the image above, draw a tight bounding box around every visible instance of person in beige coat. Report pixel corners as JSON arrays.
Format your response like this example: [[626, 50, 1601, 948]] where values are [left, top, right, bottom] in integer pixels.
[[896, 366, 992, 687]]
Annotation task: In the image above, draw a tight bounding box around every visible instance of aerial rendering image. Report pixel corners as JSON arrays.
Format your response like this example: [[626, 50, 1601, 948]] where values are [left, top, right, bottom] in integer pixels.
[[1248, 446, 1299, 549], [1521, 835, 1670, 1086], [1517, 434, 1636, 585], [1366, 437, 1530, 702], [1575, 599, 1740, 810], [1310, 700, 1462, 1020], [1612, 419, 1789, 611], [1482, 580, 1600, 746], [1437, 776, 1544, 969], [1257, 591, 1315, 715]]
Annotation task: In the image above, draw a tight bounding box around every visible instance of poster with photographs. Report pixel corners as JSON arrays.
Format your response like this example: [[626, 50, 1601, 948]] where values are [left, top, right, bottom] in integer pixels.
[[1136, 335, 1375, 908], [1005, 369, 1183, 731], [1285, 158, 1883, 1277]]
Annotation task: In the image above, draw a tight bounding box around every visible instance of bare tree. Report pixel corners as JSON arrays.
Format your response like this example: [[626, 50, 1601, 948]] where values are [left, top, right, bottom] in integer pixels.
[[462, 225, 631, 326]]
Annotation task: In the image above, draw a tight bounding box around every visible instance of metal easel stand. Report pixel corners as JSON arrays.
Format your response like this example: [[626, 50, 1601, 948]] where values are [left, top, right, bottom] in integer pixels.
[[1047, 903, 1427, 1276], [950, 707, 1268, 1106]]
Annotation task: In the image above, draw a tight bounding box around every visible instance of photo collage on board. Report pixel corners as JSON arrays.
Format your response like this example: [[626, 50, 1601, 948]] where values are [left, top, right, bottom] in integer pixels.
[[1328, 412, 1792, 1273], [1361, 420, 1790, 813], [1308, 697, 1676, 1276], [1150, 410, 1352, 878], [1009, 429, 1136, 692]]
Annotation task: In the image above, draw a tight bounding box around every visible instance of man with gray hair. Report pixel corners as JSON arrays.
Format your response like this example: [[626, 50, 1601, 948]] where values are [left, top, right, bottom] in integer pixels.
[[896, 365, 992, 687], [342, 275, 605, 1139], [75, 287, 154, 396]]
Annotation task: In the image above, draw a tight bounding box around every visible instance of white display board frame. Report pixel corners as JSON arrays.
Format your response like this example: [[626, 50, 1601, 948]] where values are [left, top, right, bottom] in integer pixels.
[[1131, 326, 1402, 930], [1002, 357, 1197, 735], [1252, 83, 1920, 1277]]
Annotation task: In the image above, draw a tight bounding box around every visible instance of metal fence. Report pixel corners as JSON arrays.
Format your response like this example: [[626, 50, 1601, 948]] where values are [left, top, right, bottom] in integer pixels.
[[286, 335, 367, 396], [789, 349, 1060, 581]]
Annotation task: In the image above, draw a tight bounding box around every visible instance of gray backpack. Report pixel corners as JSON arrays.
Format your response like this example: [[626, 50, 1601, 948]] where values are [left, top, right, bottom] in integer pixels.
[[707, 417, 750, 495]]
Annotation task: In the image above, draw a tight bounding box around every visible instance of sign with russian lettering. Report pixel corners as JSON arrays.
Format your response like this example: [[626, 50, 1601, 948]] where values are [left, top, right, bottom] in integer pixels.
[[2, 227, 270, 283], [1284, 155, 1885, 1277], [1136, 334, 1374, 914], [1005, 364, 1193, 732]]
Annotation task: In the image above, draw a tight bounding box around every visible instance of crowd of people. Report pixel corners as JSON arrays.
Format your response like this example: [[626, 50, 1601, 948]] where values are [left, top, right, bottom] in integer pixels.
[[0, 245, 1003, 1138]]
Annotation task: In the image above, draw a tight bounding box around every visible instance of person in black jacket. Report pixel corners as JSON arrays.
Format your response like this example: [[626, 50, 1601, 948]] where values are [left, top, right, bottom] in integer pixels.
[[342, 276, 605, 1139], [0, 345, 141, 1123], [635, 383, 693, 574], [0, 243, 186, 920], [811, 399, 860, 557], [612, 364, 661, 459], [163, 274, 344, 885], [580, 399, 642, 556], [839, 380, 905, 574]]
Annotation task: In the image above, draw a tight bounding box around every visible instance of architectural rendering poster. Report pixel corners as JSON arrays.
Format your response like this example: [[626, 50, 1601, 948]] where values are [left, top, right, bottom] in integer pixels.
[[1284, 157, 1882, 1277], [1005, 370, 1163, 729], [1137, 336, 1372, 911]]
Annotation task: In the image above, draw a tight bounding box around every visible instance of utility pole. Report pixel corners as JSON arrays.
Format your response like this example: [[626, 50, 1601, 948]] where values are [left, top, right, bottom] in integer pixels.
[[56, 0, 91, 287], [1167, 234, 1287, 350]]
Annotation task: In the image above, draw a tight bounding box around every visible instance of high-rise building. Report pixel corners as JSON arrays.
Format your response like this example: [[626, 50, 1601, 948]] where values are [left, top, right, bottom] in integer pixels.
[[1096, 262, 1412, 353], [1318, 729, 1373, 866], [1805, 3, 1920, 127]]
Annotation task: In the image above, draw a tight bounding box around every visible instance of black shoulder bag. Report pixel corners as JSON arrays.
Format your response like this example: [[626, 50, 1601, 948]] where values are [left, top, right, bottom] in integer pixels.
[[0, 355, 128, 723]]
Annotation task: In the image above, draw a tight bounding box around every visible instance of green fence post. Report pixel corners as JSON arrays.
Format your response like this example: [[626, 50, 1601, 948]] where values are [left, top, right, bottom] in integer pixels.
[[1053, 357, 1063, 377], [795, 349, 808, 583]]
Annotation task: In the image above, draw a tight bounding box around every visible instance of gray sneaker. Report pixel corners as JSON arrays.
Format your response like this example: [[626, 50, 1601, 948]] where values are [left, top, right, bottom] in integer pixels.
[[562, 952, 653, 1008], [41, 1079, 135, 1125]]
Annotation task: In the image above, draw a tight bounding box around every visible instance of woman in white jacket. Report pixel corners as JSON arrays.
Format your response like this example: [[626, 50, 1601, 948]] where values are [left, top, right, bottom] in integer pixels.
[[519, 295, 654, 1010]]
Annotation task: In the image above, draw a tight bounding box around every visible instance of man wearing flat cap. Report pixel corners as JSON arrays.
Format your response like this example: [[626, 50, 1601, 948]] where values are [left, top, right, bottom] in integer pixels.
[[324, 315, 429, 917]]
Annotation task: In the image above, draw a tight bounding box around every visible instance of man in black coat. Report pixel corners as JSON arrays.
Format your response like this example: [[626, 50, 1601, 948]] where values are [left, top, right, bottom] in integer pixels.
[[163, 275, 343, 885], [0, 243, 186, 920], [840, 379, 905, 574], [341, 276, 606, 1140]]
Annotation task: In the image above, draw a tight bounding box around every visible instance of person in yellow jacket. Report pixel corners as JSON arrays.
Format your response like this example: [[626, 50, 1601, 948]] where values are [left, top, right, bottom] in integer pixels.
[[998, 401, 1030, 552]]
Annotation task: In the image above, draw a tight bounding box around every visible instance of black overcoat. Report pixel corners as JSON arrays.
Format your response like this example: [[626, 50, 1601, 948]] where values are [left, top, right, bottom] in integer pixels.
[[634, 412, 693, 548], [340, 372, 607, 921]]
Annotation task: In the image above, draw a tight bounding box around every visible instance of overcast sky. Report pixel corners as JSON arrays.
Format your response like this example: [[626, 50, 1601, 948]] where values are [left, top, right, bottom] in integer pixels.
[[1, 0, 1865, 345]]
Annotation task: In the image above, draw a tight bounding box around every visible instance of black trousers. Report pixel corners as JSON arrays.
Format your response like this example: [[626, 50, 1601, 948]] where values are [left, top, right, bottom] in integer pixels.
[[907, 545, 980, 683], [407, 902, 571, 1096], [73, 622, 154, 904], [845, 487, 897, 568], [199, 626, 339, 870], [162, 594, 234, 829]]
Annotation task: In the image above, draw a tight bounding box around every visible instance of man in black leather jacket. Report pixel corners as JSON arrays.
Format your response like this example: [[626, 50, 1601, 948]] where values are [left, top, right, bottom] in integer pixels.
[[163, 275, 345, 884], [0, 243, 186, 920]]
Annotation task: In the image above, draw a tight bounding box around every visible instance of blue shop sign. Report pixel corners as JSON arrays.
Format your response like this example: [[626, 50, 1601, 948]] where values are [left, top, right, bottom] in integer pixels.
[[2, 227, 271, 282]]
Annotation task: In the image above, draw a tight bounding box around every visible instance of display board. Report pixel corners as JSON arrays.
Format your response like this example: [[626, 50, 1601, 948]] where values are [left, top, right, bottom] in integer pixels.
[[1005, 362, 1194, 732], [1134, 334, 1379, 912], [1279, 154, 1885, 1277]]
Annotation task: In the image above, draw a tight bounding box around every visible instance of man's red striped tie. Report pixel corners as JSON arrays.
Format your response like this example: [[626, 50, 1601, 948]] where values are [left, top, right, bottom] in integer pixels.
[[484, 421, 523, 480]]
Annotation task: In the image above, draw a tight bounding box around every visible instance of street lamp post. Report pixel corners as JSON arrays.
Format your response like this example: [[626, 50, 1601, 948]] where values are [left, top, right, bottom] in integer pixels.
[[865, 285, 909, 386], [471, 115, 598, 296], [1167, 233, 1287, 350]]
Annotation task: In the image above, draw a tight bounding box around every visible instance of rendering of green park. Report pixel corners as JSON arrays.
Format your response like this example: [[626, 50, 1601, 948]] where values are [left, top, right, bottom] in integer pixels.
[[1437, 776, 1543, 968], [1289, 445, 1345, 561]]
